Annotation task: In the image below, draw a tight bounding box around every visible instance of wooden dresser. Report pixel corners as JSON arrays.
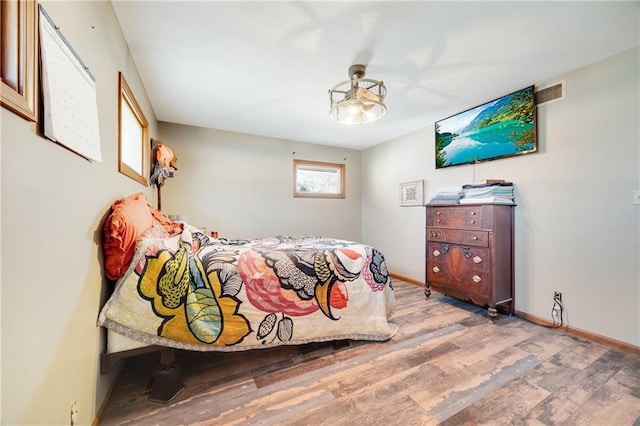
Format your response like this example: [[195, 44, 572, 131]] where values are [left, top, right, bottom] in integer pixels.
[[425, 203, 515, 318]]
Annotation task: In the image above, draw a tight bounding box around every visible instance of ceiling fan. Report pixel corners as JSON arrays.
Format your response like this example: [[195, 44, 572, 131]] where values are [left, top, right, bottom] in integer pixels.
[[329, 64, 387, 125]]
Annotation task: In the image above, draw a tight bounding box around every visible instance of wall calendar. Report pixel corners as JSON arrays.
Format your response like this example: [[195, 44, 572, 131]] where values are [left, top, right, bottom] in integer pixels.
[[39, 5, 101, 162]]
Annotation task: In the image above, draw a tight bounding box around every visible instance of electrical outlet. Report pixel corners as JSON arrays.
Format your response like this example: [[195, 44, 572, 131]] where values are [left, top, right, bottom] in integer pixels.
[[554, 291, 562, 302], [70, 401, 78, 426]]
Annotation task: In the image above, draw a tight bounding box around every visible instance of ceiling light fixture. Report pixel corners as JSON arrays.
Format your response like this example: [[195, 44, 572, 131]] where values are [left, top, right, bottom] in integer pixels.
[[329, 64, 387, 125]]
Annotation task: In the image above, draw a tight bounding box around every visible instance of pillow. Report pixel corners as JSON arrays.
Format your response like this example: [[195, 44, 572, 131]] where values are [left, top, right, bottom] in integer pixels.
[[149, 205, 183, 236], [103, 193, 154, 280]]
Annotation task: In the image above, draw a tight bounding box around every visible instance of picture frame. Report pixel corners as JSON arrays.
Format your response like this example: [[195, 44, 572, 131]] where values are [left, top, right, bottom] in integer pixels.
[[400, 180, 424, 207]]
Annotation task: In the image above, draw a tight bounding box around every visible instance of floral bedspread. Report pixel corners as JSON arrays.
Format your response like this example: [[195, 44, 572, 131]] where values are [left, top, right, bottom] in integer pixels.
[[98, 226, 398, 351]]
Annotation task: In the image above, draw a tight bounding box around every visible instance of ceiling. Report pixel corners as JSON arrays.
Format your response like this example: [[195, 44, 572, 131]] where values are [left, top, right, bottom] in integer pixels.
[[111, 1, 639, 150]]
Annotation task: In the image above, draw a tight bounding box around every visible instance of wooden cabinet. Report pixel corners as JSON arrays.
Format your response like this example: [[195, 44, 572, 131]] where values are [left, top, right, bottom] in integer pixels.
[[425, 204, 514, 318]]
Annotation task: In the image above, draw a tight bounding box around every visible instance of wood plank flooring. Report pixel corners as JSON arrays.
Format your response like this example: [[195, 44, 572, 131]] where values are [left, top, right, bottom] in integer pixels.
[[100, 280, 640, 425]]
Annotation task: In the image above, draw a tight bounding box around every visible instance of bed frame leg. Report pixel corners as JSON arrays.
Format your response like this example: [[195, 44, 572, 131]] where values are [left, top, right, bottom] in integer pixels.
[[144, 348, 185, 403]]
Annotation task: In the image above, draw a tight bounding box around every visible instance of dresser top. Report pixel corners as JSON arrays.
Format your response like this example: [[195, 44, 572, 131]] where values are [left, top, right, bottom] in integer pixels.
[[425, 203, 516, 207]]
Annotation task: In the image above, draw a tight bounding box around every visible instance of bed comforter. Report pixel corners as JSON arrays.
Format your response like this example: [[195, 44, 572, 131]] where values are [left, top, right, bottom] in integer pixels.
[[98, 226, 398, 351]]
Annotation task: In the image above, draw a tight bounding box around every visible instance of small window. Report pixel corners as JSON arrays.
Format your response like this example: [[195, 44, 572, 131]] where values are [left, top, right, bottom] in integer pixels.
[[294, 159, 345, 199], [118, 72, 149, 185], [1, 0, 38, 121]]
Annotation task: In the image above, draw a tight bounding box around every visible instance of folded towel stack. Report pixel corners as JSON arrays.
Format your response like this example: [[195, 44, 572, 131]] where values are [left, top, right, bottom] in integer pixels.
[[459, 182, 515, 204], [428, 186, 464, 204]]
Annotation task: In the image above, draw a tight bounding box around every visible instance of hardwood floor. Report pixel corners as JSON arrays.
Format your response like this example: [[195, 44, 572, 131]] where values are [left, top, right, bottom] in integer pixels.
[[100, 280, 640, 425]]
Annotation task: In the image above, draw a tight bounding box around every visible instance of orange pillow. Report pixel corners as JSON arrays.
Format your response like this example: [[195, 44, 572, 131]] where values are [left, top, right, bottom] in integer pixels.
[[103, 193, 154, 280]]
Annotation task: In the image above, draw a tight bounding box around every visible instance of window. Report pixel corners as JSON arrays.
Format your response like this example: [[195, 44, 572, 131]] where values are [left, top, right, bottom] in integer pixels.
[[1, 0, 38, 121], [294, 159, 345, 199], [118, 72, 149, 185]]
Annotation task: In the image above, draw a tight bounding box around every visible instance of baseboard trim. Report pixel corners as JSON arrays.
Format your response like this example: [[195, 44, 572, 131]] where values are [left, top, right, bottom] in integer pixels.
[[515, 310, 640, 356], [389, 272, 423, 288], [93, 358, 125, 426], [387, 272, 640, 356]]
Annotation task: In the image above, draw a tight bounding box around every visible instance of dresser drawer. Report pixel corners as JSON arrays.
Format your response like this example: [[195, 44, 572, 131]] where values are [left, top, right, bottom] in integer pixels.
[[426, 206, 485, 229], [427, 242, 491, 296], [427, 228, 489, 247]]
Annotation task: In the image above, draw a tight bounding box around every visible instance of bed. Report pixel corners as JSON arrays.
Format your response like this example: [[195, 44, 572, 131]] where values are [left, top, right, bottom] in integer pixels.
[[98, 193, 398, 401]]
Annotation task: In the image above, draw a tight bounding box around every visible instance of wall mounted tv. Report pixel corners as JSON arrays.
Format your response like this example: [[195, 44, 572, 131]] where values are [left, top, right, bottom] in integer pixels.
[[435, 85, 537, 169]]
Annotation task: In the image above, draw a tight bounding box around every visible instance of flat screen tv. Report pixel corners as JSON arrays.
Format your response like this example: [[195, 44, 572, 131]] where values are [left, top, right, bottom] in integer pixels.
[[435, 85, 537, 169]]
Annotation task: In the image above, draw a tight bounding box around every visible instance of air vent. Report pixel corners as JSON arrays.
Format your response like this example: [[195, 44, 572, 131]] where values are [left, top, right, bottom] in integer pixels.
[[535, 81, 565, 105]]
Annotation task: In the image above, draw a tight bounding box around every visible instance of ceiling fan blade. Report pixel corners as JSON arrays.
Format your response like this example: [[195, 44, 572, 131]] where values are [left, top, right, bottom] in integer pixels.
[[356, 87, 379, 111]]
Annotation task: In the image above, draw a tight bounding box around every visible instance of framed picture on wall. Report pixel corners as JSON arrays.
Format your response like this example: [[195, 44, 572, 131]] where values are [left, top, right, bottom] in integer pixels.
[[400, 180, 424, 207]]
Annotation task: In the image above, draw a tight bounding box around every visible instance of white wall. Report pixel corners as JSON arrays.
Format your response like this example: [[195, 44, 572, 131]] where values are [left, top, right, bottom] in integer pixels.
[[158, 123, 363, 242], [361, 129, 433, 278], [363, 47, 640, 347], [1, 4, 637, 424], [1, 1, 157, 424]]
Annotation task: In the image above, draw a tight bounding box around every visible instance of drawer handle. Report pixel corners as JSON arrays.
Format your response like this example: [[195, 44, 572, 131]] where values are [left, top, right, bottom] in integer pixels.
[[470, 220, 476, 224], [436, 219, 441, 223], [433, 250, 440, 257], [473, 256, 482, 264], [432, 266, 440, 273], [473, 236, 479, 241], [436, 211, 441, 215], [431, 232, 438, 238], [471, 211, 476, 215], [472, 275, 482, 283]]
